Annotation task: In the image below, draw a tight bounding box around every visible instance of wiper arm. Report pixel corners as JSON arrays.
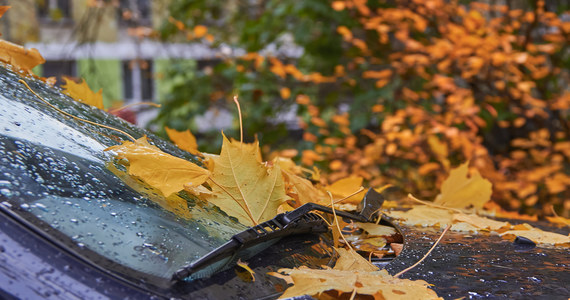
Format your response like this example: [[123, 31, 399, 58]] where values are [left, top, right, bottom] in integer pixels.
[[172, 188, 384, 281]]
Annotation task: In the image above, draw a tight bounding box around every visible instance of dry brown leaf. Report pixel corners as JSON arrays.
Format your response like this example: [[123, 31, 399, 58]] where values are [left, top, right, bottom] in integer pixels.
[[390, 243, 403, 256], [62, 77, 104, 109], [333, 247, 377, 272], [274, 268, 441, 299], [282, 169, 326, 206], [165, 127, 199, 155], [434, 162, 492, 209], [0, 40, 45, 72], [204, 134, 287, 226], [106, 136, 210, 197]]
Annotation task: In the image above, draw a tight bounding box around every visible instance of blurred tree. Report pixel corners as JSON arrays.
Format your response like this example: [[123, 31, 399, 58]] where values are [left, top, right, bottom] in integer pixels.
[[155, 0, 570, 217]]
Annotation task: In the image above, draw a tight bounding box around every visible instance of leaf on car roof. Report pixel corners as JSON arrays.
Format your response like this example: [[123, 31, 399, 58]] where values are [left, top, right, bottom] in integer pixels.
[[203, 133, 287, 226], [434, 161, 492, 209], [62, 77, 104, 110], [106, 136, 210, 197], [165, 127, 200, 155], [0, 40, 45, 73]]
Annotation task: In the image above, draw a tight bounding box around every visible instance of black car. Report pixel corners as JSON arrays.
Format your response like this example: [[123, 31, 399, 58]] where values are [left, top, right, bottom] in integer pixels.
[[1, 64, 569, 299]]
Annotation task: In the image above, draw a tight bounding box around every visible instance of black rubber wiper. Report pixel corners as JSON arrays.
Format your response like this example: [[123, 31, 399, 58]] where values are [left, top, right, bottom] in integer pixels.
[[172, 188, 384, 281]]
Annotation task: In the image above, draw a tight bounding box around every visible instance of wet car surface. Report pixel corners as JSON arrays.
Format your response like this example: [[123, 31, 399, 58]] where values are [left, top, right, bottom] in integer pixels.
[[386, 222, 570, 299], [1, 64, 569, 299]]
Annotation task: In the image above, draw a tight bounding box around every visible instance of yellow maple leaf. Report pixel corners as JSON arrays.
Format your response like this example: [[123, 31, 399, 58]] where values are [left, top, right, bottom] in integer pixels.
[[106, 136, 210, 197], [326, 176, 365, 204], [106, 161, 191, 219], [273, 268, 441, 299], [434, 162, 492, 209], [62, 77, 104, 110], [204, 134, 287, 226], [0, 40, 45, 72], [165, 127, 199, 155], [353, 222, 397, 237]]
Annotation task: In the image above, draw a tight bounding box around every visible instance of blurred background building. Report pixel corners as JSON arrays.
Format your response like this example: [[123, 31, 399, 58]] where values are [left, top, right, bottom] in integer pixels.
[[0, 0, 226, 127]]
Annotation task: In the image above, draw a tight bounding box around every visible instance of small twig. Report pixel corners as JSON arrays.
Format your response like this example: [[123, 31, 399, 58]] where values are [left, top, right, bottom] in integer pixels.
[[394, 224, 451, 278], [19, 79, 136, 142], [328, 191, 354, 251], [233, 95, 243, 144], [407, 193, 464, 214], [349, 288, 357, 300]]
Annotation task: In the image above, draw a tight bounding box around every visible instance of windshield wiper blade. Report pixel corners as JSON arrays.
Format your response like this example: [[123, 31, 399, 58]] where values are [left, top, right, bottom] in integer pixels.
[[172, 188, 384, 281]]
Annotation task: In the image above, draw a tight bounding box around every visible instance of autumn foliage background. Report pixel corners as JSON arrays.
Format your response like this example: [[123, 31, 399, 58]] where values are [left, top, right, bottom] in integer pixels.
[[151, 0, 570, 218]]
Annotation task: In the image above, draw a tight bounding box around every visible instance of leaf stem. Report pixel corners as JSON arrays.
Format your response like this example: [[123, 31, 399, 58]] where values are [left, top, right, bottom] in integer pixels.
[[19, 79, 136, 143], [233, 95, 243, 144], [394, 223, 451, 278], [328, 191, 354, 251]]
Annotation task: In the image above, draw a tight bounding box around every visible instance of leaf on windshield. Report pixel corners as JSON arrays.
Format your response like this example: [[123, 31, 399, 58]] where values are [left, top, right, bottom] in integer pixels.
[[0, 40, 45, 72], [106, 136, 210, 197], [204, 134, 287, 226], [106, 161, 191, 219], [165, 127, 200, 155], [434, 162, 492, 209], [62, 77, 104, 109]]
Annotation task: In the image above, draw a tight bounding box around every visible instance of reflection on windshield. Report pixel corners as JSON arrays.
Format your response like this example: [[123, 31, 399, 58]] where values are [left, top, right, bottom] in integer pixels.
[[0, 67, 247, 279]]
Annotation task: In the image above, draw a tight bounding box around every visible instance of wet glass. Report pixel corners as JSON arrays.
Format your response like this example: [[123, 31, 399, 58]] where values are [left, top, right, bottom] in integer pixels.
[[0, 65, 247, 279]]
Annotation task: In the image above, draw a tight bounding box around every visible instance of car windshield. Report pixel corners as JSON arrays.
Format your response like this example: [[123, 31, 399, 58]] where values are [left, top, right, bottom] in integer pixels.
[[0, 65, 247, 280]]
